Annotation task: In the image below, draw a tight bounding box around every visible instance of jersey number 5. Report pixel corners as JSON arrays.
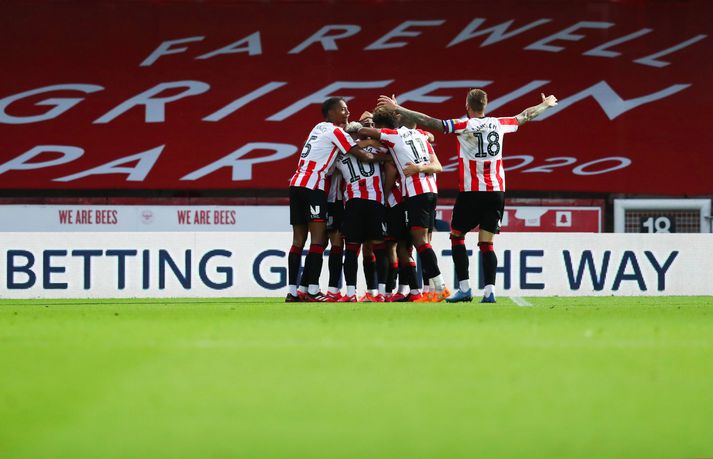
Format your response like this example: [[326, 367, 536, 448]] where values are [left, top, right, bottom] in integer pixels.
[[301, 135, 318, 158]]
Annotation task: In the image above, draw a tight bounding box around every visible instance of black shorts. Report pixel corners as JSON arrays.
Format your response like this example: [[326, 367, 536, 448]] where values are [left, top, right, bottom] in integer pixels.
[[406, 192, 437, 230], [451, 191, 505, 234], [289, 186, 328, 225], [386, 203, 408, 241], [327, 200, 344, 232], [342, 198, 386, 243]]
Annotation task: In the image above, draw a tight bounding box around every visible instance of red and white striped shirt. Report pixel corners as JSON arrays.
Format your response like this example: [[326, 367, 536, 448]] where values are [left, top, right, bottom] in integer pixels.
[[335, 146, 384, 203], [289, 122, 355, 191], [442, 116, 518, 192], [326, 171, 343, 203], [386, 177, 404, 208], [379, 127, 438, 197]]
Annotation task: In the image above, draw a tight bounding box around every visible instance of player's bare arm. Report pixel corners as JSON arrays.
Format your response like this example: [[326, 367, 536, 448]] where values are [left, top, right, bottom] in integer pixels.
[[377, 95, 445, 133], [514, 93, 558, 125], [347, 145, 389, 164], [357, 127, 381, 139], [356, 138, 383, 149], [402, 152, 442, 177]]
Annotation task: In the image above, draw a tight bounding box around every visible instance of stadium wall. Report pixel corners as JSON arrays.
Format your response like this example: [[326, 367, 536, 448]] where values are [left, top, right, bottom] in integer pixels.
[[1, 1, 711, 196], [1, 232, 710, 299]]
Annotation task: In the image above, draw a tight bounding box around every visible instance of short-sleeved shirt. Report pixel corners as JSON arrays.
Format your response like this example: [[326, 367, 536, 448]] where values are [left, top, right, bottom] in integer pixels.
[[442, 116, 518, 192], [289, 122, 355, 191], [335, 145, 384, 203], [379, 127, 437, 197]]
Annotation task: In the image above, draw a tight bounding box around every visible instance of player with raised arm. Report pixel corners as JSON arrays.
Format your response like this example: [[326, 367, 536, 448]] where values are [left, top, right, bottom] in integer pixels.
[[286, 97, 386, 303], [359, 107, 451, 303], [377, 90, 557, 303]]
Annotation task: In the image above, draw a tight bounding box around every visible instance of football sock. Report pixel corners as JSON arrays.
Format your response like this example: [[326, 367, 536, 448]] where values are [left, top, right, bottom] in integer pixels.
[[373, 242, 388, 295], [416, 243, 440, 287], [288, 245, 302, 289], [450, 234, 469, 287], [479, 241, 497, 287], [430, 274, 445, 292], [344, 243, 360, 290], [459, 280, 471, 292], [407, 261, 419, 291], [305, 244, 325, 293], [387, 262, 398, 294], [484, 284, 495, 297], [328, 245, 343, 289], [346, 285, 356, 297], [363, 254, 377, 291]]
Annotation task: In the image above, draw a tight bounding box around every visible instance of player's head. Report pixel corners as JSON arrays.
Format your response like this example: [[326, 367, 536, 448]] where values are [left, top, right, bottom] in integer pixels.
[[322, 97, 350, 126], [359, 111, 374, 128], [344, 121, 364, 140], [466, 88, 488, 117], [400, 118, 417, 129], [372, 107, 398, 129]]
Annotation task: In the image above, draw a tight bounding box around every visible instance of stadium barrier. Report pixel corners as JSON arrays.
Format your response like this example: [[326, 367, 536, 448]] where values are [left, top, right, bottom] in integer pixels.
[[1, 232, 710, 299]]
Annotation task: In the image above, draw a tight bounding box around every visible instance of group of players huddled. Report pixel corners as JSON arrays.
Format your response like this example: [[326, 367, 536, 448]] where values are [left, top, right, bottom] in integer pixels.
[[287, 89, 558, 303]]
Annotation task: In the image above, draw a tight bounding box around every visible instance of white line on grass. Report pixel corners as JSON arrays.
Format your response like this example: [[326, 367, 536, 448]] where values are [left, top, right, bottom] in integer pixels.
[[511, 296, 532, 307]]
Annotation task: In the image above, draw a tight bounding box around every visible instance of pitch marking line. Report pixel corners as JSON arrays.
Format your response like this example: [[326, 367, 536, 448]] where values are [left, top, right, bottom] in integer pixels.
[[511, 296, 533, 307]]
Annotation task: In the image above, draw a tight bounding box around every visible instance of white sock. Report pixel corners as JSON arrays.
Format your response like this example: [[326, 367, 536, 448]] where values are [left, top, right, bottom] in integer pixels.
[[308, 284, 320, 295], [430, 274, 445, 292], [398, 284, 409, 294], [328, 287, 339, 294], [459, 280, 470, 292], [369, 289, 377, 296], [347, 285, 356, 297], [423, 285, 431, 293], [378, 283, 386, 295], [484, 284, 495, 296], [298, 285, 308, 293], [289, 285, 297, 296], [410, 289, 420, 295]]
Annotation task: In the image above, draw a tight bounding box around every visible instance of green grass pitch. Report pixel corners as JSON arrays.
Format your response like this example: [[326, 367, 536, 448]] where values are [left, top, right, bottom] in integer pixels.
[[1, 297, 712, 458]]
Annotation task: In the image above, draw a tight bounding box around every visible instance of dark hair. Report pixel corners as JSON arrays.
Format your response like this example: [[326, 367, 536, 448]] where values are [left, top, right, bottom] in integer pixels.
[[372, 107, 398, 129], [321, 97, 344, 118], [467, 88, 488, 113]]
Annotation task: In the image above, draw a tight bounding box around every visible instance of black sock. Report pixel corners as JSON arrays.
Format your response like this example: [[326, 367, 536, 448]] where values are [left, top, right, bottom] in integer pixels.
[[416, 243, 440, 282], [363, 254, 377, 290], [288, 245, 302, 287], [451, 235, 469, 285], [479, 242, 497, 286], [328, 246, 343, 289], [306, 244, 325, 288], [373, 243, 388, 289], [387, 262, 398, 294], [344, 243, 360, 288], [406, 262, 419, 291]]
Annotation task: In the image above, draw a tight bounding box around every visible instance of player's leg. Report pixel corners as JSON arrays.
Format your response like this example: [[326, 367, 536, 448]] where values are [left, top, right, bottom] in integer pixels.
[[478, 230, 497, 303], [302, 190, 329, 301], [367, 201, 389, 301], [408, 193, 448, 301], [339, 199, 362, 302], [326, 201, 345, 301], [385, 238, 398, 300], [447, 192, 477, 303], [361, 242, 377, 301], [394, 239, 421, 301], [287, 187, 308, 302], [326, 230, 344, 300], [477, 192, 505, 303]]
